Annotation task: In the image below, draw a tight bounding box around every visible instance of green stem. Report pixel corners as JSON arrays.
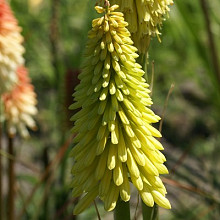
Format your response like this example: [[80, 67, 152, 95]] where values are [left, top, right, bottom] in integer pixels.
[[114, 199, 130, 220], [152, 204, 159, 220], [142, 201, 159, 220]]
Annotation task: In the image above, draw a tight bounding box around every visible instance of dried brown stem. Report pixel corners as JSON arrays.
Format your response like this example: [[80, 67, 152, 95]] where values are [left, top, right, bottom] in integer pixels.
[[93, 200, 101, 220], [170, 144, 194, 175], [162, 177, 220, 204], [0, 149, 40, 174]]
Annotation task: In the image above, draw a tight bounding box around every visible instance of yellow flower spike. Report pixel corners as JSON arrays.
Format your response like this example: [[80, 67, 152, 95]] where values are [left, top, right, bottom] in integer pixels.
[[70, 3, 170, 214], [110, 0, 174, 53]]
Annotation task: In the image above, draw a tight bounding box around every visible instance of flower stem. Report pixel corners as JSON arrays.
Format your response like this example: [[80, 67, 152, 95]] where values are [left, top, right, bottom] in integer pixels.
[[142, 201, 159, 220], [142, 201, 154, 220], [114, 199, 130, 220], [0, 120, 2, 220], [152, 204, 159, 220], [7, 136, 15, 220]]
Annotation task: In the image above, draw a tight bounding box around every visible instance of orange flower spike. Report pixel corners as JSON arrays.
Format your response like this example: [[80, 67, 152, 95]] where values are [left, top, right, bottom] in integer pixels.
[[0, 0, 24, 94], [2, 66, 38, 138]]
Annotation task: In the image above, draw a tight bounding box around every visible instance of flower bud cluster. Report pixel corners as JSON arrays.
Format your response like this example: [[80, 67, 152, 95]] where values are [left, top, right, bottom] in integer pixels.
[[70, 5, 170, 214], [110, 0, 174, 53]]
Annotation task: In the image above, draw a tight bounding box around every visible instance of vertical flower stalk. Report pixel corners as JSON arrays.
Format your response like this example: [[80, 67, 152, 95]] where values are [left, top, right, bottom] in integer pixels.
[[70, 3, 170, 215], [0, 0, 25, 94], [2, 66, 37, 219], [7, 135, 14, 220], [0, 100, 2, 220], [0, 2, 25, 218], [110, 0, 174, 53], [2, 66, 38, 138]]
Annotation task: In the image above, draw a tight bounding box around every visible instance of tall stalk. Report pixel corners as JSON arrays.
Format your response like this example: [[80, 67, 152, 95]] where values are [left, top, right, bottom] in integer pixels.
[[114, 200, 130, 220], [0, 99, 3, 220], [142, 201, 154, 220], [7, 136, 14, 220], [42, 147, 49, 220]]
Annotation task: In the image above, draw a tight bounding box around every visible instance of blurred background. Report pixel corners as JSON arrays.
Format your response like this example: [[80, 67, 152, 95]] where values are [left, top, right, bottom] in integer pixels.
[[1, 0, 219, 219]]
